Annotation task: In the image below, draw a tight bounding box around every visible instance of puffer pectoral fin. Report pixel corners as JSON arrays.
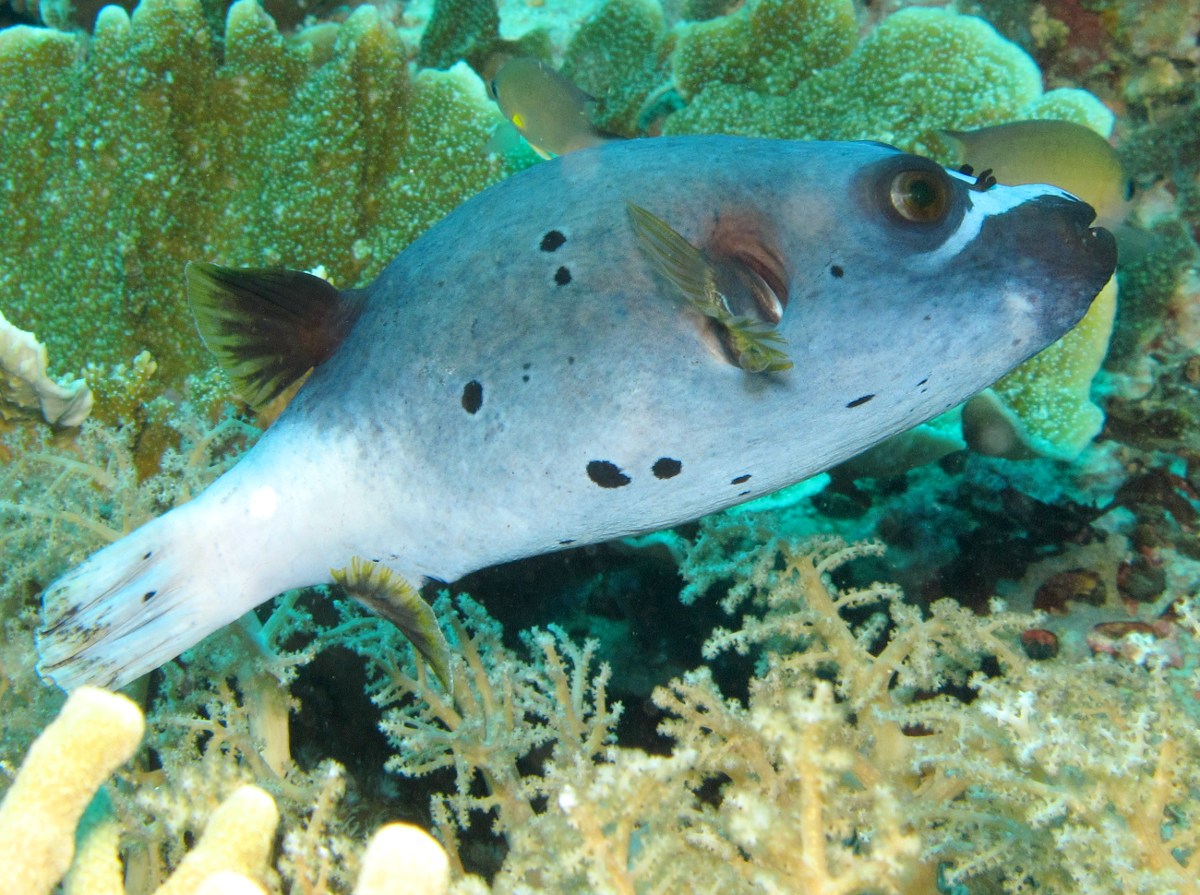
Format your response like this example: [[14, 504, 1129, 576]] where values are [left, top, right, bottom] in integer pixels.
[[187, 263, 365, 410], [723, 316, 793, 373], [626, 202, 722, 316], [627, 202, 792, 373], [331, 558, 452, 692]]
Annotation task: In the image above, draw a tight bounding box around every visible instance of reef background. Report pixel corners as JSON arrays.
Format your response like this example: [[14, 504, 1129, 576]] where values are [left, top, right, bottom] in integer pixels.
[[2, 0, 1200, 892]]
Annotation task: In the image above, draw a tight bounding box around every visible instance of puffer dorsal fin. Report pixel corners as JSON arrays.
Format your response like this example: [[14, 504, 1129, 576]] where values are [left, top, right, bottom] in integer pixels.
[[186, 263, 365, 409]]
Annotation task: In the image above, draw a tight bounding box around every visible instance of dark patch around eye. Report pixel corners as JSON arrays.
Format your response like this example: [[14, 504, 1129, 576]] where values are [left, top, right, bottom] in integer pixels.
[[541, 230, 566, 252], [555, 266, 572, 286], [461, 380, 483, 414], [847, 394, 874, 408], [731, 474, 751, 485], [587, 460, 631, 488], [653, 457, 682, 479], [830, 265, 844, 278]]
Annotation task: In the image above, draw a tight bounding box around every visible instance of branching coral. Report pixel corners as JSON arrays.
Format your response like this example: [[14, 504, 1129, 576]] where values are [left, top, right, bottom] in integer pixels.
[[0, 400, 260, 812], [330, 594, 619, 848], [0, 401, 259, 601], [0, 684, 457, 895], [0, 687, 143, 895], [342, 535, 1200, 894]]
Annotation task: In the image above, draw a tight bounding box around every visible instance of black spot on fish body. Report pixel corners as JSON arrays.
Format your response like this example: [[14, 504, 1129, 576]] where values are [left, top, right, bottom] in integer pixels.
[[653, 457, 682, 479], [461, 380, 483, 414], [559, 539, 575, 545], [830, 265, 844, 278], [142, 590, 156, 603], [917, 378, 928, 386], [587, 460, 631, 488], [522, 374, 530, 382], [731, 474, 751, 485], [738, 489, 751, 497], [555, 266, 572, 286], [847, 394, 875, 408], [541, 230, 566, 252], [143, 551, 153, 560]]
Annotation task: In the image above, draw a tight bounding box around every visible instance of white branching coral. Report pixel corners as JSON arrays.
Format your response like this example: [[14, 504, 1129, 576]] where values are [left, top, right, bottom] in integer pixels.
[[349, 536, 1200, 895], [333, 593, 620, 853]]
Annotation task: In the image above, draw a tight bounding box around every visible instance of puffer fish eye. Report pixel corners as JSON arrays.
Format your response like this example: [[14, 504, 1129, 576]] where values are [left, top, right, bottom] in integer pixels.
[[888, 169, 951, 223]]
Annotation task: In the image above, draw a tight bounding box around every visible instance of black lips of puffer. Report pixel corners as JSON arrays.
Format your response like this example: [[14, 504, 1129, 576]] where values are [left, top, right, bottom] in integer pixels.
[[971, 193, 1118, 336]]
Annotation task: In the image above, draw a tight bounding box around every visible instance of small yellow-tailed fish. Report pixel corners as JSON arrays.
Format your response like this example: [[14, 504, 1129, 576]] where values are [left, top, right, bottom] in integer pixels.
[[945, 119, 1131, 226], [488, 56, 619, 159]]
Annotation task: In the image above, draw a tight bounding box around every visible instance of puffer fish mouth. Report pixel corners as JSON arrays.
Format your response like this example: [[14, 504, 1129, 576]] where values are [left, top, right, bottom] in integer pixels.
[[973, 190, 1118, 337], [1037, 193, 1118, 278], [1042, 193, 1118, 332], [1072, 199, 1118, 270]]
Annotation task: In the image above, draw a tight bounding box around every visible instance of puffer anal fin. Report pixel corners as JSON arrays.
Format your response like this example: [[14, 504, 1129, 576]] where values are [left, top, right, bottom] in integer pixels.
[[626, 203, 792, 373], [331, 558, 452, 693]]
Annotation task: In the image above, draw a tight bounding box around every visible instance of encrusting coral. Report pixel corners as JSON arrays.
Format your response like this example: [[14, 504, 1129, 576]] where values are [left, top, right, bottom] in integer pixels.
[[0, 0, 512, 418]]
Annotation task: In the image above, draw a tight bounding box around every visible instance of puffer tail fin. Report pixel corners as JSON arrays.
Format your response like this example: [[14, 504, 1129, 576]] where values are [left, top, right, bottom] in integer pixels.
[[37, 507, 253, 691]]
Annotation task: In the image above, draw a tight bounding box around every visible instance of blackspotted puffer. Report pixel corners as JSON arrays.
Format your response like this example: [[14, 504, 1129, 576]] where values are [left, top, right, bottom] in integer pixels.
[[38, 136, 1116, 690]]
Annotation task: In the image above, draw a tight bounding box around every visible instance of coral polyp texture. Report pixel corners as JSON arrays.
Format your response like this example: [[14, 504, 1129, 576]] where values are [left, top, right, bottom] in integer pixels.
[[0, 0, 510, 417]]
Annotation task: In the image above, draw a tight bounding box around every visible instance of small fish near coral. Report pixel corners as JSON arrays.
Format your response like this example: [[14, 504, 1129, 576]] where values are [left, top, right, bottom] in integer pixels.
[[487, 56, 620, 159], [37, 136, 1116, 691]]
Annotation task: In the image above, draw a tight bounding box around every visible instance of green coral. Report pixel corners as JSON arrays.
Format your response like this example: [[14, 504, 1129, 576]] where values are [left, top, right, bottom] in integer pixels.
[[666, 5, 1108, 156], [0, 0, 510, 419], [560, 0, 672, 136], [671, 0, 856, 101], [416, 0, 499, 70]]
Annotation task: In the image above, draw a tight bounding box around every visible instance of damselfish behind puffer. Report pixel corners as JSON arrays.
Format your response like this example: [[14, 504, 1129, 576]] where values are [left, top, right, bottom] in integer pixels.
[[37, 136, 1116, 690]]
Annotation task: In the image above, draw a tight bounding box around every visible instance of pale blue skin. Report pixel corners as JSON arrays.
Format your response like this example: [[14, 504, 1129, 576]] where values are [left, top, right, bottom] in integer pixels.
[[39, 137, 1115, 689]]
